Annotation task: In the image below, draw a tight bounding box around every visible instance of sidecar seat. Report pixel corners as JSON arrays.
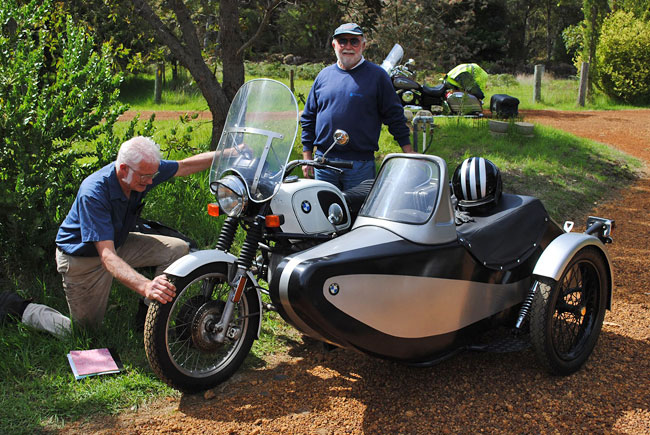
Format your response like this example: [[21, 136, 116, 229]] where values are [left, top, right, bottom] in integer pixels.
[[456, 193, 552, 270]]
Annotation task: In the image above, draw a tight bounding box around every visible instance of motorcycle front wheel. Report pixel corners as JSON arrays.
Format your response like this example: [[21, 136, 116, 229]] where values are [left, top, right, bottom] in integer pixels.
[[144, 262, 260, 393], [530, 247, 608, 375]]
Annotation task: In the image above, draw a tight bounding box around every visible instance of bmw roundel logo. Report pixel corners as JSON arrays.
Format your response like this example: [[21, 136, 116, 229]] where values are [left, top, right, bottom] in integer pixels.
[[301, 200, 311, 213], [328, 283, 340, 295]]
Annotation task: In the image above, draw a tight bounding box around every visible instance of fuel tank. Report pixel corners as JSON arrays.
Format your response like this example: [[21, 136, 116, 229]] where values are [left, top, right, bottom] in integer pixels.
[[393, 76, 421, 91], [270, 177, 351, 235]]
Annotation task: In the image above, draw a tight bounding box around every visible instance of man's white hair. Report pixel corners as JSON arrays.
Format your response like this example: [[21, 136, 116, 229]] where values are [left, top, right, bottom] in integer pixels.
[[116, 136, 161, 168]]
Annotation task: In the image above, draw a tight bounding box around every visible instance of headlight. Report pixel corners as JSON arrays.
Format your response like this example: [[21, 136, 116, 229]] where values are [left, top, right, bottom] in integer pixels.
[[216, 175, 248, 217]]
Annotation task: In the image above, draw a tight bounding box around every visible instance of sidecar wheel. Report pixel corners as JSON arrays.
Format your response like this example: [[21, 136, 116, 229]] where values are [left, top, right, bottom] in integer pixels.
[[144, 262, 260, 393], [530, 247, 607, 375]]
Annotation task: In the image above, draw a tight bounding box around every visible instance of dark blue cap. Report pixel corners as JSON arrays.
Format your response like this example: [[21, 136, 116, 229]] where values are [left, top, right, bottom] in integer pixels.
[[332, 23, 363, 38]]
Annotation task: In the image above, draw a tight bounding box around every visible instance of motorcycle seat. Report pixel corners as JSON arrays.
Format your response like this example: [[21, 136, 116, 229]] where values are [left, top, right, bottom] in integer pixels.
[[421, 83, 447, 98], [343, 179, 374, 215], [456, 194, 551, 270]]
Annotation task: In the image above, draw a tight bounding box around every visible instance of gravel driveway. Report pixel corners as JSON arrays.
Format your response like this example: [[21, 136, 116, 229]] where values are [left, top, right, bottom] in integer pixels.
[[62, 109, 650, 435]]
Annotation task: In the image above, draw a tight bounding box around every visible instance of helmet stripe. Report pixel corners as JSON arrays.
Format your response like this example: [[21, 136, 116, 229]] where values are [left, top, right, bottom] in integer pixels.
[[469, 157, 477, 200], [478, 157, 487, 198], [460, 158, 469, 200]]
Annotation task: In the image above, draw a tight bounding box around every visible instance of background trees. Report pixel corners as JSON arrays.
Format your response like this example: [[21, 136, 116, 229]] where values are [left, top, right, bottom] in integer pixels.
[[58, 0, 650, 146]]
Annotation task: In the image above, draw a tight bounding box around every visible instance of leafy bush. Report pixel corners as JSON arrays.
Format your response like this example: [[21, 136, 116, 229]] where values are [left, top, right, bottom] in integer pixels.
[[595, 11, 650, 104], [0, 0, 127, 277]]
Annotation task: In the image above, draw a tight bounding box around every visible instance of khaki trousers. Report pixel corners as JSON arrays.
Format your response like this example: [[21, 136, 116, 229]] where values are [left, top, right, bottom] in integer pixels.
[[56, 232, 189, 327], [22, 303, 71, 338]]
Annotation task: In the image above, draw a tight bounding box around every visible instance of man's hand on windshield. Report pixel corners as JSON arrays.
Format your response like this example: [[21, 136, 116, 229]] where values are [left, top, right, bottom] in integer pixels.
[[223, 143, 253, 159]]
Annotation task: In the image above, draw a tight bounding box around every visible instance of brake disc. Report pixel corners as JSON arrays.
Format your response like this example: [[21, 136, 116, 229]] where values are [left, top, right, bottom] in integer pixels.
[[191, 300, 226, 352]]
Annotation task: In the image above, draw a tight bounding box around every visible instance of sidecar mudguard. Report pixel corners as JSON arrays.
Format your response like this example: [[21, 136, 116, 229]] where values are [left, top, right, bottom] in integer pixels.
[[533, 232, 613, 308], [164, 249, 264, 338]]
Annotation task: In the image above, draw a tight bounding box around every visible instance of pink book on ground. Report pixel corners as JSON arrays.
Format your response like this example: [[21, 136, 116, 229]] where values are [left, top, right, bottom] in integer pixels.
[[68, 348, 120, 377]]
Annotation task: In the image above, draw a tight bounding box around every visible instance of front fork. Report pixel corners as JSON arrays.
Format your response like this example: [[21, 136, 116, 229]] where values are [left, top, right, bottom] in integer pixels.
[[212, 218, 264, 343]]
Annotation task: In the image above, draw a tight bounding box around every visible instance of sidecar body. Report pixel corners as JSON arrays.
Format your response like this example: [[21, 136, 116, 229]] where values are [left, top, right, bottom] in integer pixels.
[[269, 154, 613, 372]]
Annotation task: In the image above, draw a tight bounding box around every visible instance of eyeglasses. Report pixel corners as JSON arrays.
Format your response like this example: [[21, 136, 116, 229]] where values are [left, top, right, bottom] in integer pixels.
[[336, 37, 361, 47], [126, 164, 159, 182]]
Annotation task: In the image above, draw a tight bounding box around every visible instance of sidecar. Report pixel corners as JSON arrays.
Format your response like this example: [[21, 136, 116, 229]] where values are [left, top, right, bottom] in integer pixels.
[[269, 154, 614, 375]]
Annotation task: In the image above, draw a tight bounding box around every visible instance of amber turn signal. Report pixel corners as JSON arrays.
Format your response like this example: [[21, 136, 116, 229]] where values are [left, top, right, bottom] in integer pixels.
[[265, 215, 282, 228], [207, 203, 220, 217]]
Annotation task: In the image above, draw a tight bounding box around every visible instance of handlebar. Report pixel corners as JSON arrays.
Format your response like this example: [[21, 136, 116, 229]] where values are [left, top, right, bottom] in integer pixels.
[[284, 157, 354, 176], [320, 157, 353, 169]]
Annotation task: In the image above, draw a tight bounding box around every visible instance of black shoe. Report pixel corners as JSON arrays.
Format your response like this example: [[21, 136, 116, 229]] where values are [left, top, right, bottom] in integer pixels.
[[135, 299, 148, 331], [0, 292, 31, 324]]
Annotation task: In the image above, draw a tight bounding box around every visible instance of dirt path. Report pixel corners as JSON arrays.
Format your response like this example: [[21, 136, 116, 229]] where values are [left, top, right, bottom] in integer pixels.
[[63, 110, 650, 434]]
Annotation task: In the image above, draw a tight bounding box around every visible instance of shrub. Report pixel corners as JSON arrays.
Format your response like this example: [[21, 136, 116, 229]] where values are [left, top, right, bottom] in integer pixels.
[[595, 11, 650, 104], [0, 0, 127, 278]]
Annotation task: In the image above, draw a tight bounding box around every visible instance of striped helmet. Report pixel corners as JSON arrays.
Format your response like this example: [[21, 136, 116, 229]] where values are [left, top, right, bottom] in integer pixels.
[[452, 157, 502, 209]]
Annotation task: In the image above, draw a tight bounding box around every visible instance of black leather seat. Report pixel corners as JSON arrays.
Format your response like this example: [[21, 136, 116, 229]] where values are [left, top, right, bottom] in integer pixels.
[[456, 194, 551, 270]]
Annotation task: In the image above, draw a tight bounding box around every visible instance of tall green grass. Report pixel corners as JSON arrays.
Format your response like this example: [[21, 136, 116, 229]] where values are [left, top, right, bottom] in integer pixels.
[[0, 68, 643, 434]]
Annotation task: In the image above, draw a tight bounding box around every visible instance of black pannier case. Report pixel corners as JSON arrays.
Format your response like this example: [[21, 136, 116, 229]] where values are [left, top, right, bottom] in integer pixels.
[[490, 94, 519, 118]]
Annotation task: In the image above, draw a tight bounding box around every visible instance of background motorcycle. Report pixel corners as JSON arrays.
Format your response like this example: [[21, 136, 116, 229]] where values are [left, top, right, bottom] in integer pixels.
[[143, 79, 368, 393], [381, 43, 486, 117]]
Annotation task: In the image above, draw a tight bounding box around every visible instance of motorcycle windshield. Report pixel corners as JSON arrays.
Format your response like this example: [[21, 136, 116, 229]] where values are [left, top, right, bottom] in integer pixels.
[[359, 157, 440, 224], [209, 79, 299, 202], [380, 43, 404, 74]]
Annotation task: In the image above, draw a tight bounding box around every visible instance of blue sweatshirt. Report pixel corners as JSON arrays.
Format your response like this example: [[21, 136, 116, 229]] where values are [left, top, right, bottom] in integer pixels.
[[301, 60, 410, 161]]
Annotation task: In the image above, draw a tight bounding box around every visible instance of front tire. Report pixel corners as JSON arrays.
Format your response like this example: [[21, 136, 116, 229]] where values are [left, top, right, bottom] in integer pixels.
[[530, 247, 608, 375], [144, 262, 260, 393]]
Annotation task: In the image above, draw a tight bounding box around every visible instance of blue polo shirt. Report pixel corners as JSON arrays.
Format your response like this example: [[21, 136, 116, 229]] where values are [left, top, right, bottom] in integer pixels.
[[55, 160, 178, 257]]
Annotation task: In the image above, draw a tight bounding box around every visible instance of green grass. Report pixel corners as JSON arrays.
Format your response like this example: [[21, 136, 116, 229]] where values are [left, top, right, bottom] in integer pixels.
[[0, 68, 644, 434], [484, 73, 644, 111]]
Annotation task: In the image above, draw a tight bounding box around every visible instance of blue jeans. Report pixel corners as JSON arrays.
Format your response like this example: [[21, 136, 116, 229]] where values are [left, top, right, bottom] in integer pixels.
[[314, 158, 375, 191]]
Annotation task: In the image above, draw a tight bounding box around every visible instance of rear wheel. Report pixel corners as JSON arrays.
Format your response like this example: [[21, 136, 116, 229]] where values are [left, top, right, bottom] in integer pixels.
[[530, 247, 608, 375], [144, 262, 260, 393]]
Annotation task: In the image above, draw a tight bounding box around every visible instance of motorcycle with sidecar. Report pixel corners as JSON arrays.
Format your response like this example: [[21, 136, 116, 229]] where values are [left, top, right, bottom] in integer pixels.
[[144, 79, 614, 393]]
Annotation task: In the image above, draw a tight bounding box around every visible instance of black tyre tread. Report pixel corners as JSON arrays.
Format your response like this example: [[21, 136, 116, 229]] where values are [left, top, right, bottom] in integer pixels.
[[530, 247, 607, 375], [144, 263, 260, 393], [529, 277, 556, 373]]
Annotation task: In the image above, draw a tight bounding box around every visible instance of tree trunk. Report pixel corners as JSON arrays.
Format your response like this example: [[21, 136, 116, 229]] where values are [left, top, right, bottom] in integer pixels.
[[132, 0, 229, 149], [130, 0, 281, 149], [219, 0, 245, 102]]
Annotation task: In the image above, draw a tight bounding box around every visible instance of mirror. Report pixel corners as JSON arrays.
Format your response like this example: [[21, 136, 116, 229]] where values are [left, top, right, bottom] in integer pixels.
[[333, 129, 349, 146]]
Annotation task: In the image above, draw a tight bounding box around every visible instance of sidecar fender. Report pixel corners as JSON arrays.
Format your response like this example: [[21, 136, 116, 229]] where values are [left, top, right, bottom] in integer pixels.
[[533, 232, 613, 309], [164, 249, 263, 338]]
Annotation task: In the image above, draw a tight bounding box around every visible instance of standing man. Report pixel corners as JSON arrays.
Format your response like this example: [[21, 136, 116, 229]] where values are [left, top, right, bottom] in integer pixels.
[[55, 136, 214, 327], [301, 23, 414, 190]]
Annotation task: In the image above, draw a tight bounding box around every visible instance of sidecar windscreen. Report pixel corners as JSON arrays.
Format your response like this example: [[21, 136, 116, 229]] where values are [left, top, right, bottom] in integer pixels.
[[359, 158, 439, 224], [209, 79, 299, 202]]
